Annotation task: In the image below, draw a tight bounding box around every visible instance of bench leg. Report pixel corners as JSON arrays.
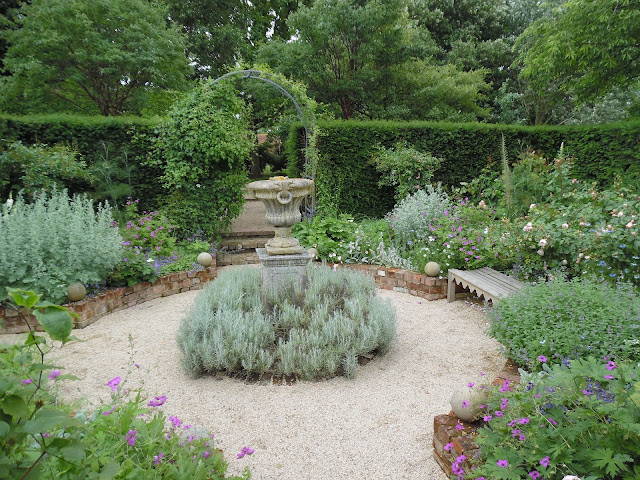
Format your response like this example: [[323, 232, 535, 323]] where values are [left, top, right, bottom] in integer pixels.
[[447, 273, 456, 302]]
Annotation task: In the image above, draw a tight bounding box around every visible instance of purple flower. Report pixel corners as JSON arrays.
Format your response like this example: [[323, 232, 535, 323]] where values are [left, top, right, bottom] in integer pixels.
[[548, 417, 558, 426], [202, 451, 210, 459], [483, 415, 492, 422], [540, 456, 550, 467], [537, 355, 547, 362], [456, 454, 466, 463], [169, 416, 182, 428], [42, 432, 51, 438], [462, 400, 469, 409], [455, 423, 464, 430], [107, 377, 121, 391], [604, 374, 614, 380], [21, 378, 33, 385], [529, 471, 540, 479], [444, 442, 453, 451], [583, 389, 593, 396], [153, 452, 164, 465], [102, 405, 116, 416], [466, 382, 475, 388], [494, 411, 503, 417], [147, 396, 167, 407], [606, 361, 617, 371], [48, 370, 61, 380], [519, 417, 530, 425], [237, 446, 255, 459], [497, 459, 509, 467], [125, 430, 138, 447]]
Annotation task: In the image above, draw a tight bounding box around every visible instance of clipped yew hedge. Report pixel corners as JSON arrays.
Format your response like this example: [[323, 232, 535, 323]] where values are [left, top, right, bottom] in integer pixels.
[[287, 120, 640, 218]]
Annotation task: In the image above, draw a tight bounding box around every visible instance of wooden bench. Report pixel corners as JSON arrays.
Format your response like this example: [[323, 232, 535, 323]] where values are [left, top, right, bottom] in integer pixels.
[[447, 267, 525, 306]]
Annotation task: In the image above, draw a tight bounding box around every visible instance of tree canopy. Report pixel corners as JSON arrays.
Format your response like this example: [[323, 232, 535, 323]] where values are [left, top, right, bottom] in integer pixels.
[[518, 0, 640, 102], [1, 0, 190, 115]]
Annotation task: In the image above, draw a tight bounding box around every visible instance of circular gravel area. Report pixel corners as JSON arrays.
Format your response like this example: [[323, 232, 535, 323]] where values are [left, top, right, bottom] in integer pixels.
[[1, 274, 505, 479]]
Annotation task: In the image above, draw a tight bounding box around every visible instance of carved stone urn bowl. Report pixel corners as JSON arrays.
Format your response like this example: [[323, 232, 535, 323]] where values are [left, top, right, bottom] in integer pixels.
[[246, 176, 314, 255]]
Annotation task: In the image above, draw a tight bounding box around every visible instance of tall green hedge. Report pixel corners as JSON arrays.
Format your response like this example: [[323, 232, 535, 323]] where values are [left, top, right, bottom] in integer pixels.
[[287, 120, 640, 218], [0, 114, 163, 208]]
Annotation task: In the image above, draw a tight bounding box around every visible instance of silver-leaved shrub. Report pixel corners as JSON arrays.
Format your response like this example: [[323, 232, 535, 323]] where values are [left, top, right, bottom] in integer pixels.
[[0, 189, 123, 303], [386, 184, 452, 247]]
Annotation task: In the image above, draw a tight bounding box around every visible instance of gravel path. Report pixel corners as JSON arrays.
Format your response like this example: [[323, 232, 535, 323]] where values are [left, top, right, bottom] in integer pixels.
[[1, 275, 505, 480]]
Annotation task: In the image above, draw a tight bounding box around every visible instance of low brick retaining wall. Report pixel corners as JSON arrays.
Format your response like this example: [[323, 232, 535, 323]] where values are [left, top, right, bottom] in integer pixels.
[[1, 262, 449, 334], [0, 266, 218, 334], [329, 263, 448, 300], [433, 359, 521, 476]]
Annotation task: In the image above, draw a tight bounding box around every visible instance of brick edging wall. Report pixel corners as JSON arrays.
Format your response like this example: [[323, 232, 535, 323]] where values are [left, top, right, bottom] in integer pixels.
[[328, 263, 447, 300], [433, 359, 521, 476], [0, 265, 218, 335], [1, 261, 449, 335]]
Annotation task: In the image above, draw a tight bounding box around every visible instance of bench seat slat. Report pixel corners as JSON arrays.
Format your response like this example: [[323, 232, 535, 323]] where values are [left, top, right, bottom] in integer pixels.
[[447, 267, 525, 304]]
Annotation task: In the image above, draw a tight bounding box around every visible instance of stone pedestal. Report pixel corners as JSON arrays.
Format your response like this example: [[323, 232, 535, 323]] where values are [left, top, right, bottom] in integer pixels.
[[257, 248, 312, 296]]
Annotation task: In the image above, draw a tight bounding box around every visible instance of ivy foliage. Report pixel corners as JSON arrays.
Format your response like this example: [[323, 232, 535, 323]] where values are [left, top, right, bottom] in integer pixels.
[[150, 80, 254, 239]]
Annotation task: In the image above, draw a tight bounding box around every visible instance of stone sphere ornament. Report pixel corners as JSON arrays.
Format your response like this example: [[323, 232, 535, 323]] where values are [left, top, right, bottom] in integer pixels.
[[450, 384, 487, 422], [307, 247, 319, 260], [67, 282, 87, 302], [196, 252, 213, 267], [424, 261, 440, 277]]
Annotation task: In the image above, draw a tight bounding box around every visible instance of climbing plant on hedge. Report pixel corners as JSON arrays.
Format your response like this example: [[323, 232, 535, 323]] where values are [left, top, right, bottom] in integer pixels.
[[149, 80, 254, 239]]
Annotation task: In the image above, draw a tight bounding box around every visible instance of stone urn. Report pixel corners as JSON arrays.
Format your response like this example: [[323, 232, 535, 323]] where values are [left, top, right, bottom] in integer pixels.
[[246, 176, 314, 255]]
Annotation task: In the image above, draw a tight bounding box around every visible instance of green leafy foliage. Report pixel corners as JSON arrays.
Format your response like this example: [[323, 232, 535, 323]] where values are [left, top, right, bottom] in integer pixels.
[[518, 0, 640, 103], [0, 290, 249, 480], [462, 357, 640, 479], [178, 265, 396, 380], [370, 143, 442, 202], [0, 0, 190, 116], [0, 189, 123, 303], [150, 80, 253, 239], [292, 214, 358, 259], [488, 279, 640, 372], [0, 141, 94, 201], [288, 120, 640, 217]]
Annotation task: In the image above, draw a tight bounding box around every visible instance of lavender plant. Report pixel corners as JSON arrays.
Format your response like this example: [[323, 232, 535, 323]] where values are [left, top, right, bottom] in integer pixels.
[[177, 265, 396, 380], [0, 189, 123, 303]]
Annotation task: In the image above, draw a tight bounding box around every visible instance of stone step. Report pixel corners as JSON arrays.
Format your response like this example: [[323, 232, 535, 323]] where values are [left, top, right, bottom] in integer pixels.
[[219, 235, 273, 250], [216, 250, 261, 266]]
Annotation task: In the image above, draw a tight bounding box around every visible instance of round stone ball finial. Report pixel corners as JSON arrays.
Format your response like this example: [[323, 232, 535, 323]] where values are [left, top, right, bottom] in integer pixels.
[[197, 252, 213, 267], [450, 384, 487, 422], [424, 261, 440, 277], [67, 282, 87, 302]]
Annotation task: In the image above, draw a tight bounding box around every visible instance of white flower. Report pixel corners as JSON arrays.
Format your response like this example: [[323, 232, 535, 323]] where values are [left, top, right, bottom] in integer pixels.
[[196, 183, 201, 188], [561, 223, 569, 229], [529, 203, 536, 210], [618, 211, 624, 217], [539, 239, 547, 247], [537, 249, 545, 256], [523, 222, 533, 232], [562, 259, 568, 265], [626, 220, 635, 229], [5, 197, 13, 209], [147, 258, 154, 263]]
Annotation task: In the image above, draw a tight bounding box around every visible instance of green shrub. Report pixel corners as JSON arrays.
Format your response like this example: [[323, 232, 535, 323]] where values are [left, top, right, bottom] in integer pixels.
[[386, 184, 452, 247], [291, 214, 357, 259], [0, 141, 95, 201], [150, 81, 254, 239], [177, 265, 396, 380], [488, 278, 640, 372], [0, 190, 123, 303], [370, 142, 442, 202], [460, 357, 640, 479]]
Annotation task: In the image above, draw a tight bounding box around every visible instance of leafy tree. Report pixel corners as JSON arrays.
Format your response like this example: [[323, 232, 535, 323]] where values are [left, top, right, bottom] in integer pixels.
[[518, 0, 640, 102], [1, 0, 190, 116], [259, 0, 427, 119]]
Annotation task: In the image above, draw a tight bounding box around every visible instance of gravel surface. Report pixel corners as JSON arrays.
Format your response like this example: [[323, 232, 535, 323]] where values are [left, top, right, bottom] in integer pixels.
[[1, 272, 505, 480]]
